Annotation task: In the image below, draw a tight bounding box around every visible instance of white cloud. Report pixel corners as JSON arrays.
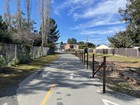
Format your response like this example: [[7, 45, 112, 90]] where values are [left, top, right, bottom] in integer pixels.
[[72, 15, 123, 30], [73, 0, 127, 19], [52, 0, 127, 45], [89, 39, 109, 44], [81, 38, 109, 45], [80, 26, 126, 35], [51, 0, 54, 4], [53, 0, 95, 15]]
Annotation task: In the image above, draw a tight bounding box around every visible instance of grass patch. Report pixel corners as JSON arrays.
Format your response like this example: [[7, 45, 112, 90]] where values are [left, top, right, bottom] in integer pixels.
[[15, 54, 59, 70], [89, 53, 140, 63], [111, 55, 140, 63], [0, 54, 60, 89]]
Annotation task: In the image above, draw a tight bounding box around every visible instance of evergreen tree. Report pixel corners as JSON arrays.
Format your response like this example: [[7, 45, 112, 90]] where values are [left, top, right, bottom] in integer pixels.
[[0, 16, 8, 32], [47, 18, 60, 48], [0, 15, 12, 43], [39, 18, 60, 47]]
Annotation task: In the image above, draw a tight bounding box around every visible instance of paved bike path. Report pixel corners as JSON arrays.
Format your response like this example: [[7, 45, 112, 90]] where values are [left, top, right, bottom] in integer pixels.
[[16, 54, 140, 105]]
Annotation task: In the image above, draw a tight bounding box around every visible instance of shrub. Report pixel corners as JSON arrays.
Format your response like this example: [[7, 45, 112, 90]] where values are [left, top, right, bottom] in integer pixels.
[[0, 55, 6, 67]]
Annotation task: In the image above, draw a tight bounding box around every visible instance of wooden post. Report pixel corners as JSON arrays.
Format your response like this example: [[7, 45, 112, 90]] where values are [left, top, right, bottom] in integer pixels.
[[82, 52, 83, 63], [84, 53, 85, 65], [87, 51, 88, 69], [103, 56, 106, 93], [80, 52, 81, 61], [92, 54, 95, 78]]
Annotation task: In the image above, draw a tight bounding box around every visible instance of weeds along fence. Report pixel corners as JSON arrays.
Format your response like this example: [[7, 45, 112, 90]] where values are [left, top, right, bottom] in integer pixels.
[[96, 48, 140, 58], [0, 43, 50, 67], [76, 48, 94, 53]]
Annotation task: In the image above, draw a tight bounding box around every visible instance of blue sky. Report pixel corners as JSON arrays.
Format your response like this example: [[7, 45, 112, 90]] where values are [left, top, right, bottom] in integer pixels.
[[0, 0, 127, 45]]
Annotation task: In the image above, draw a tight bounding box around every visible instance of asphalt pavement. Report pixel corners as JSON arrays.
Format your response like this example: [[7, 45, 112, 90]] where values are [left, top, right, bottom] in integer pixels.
[[0, 53, 140, 105]]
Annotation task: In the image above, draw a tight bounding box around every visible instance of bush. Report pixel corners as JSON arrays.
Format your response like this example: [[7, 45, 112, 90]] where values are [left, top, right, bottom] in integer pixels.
[[0, 55, 6, 67], [0, 32, 13, 44], [8, 58, 19, 66]]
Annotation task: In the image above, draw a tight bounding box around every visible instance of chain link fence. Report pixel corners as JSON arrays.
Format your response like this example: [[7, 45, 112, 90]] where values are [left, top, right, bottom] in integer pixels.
[[0, 43, 50, 66]]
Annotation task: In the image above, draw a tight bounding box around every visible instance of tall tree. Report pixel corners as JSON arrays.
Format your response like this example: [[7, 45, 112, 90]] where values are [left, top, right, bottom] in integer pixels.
[[5, 0, 11, 31], [37, 0, 51, 54], [119, 0, 140, 46], [108, 31, 133, 48], [77, 41, 85, 49], [85, 42, 95, 48], [67, 38, 77, 44], [25, 0, 31, 32], [109, 0, 140, 47], [0, 15, 12, 43], [47, 18, 60, 48], [16, 0, 22, 30], [0, 16, 8, 32], [39, 18, 60, 47]]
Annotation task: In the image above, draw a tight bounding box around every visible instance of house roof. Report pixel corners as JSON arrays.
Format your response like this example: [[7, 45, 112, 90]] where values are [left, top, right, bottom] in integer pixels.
[[96, 45, 109, 49]]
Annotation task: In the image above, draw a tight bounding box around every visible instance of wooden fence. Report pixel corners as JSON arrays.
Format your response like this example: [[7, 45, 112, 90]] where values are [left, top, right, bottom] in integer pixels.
[[96, 48, 140, 58]]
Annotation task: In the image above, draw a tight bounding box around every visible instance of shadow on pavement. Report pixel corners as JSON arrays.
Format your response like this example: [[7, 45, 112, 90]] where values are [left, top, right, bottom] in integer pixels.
[[0, 53, 139, 105]]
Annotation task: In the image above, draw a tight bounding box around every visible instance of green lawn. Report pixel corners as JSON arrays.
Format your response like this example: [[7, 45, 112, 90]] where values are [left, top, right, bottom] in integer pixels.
[[0, 54, 60, 89], [89, 53, 140, 63]]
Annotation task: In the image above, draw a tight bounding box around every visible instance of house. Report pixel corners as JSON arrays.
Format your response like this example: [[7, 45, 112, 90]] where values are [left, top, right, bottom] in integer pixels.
[[96, 45, 110, 54], [63, 44, 79, 50], [96, 45, 110, 49]]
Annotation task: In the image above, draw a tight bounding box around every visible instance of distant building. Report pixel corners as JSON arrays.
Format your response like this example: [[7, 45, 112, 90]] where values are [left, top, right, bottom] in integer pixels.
[[96, 45, 110, 54], [63, 44, 79, 50], [56, 43, 64, 51], [96, 45, 110, 49]]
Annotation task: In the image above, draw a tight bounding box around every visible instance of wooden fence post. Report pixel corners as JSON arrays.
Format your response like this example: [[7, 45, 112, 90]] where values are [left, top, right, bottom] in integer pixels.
[[87, 51, 88, 69], [92, 54, 95, 78], [15, 45, 17, 59], [103, 56, 106, 93], [84, 53, 85, 65]]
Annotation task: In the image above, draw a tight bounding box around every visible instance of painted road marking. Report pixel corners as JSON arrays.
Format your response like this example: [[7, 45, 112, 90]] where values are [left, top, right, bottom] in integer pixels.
[[40, 84, 56, 105], [42, 72, 50, 78], [102, 99, 120, 105], [2, 103, 7, 105], [97, 87, 102, 93]]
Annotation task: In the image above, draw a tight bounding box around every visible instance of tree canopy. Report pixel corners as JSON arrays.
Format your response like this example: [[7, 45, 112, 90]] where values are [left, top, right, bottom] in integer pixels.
[[67, 38, 77, 44], [0, 15, 12, 43], [35, 18, 60, 48], [0, 0, 60, 51], [77, 41, 95, 49], [108, 0, 140, 48]]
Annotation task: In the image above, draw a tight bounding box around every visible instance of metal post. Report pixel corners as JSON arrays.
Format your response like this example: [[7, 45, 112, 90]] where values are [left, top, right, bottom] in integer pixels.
[[80, 52, 81, 61], [82, 52, 83, 63], [75, 51, 77, 56], [87, 51, 88, 69], [84, 53, 85, 65], [103, 56, 106, 93], [92, 54, 95, 78], [15, 44, 17, 59]]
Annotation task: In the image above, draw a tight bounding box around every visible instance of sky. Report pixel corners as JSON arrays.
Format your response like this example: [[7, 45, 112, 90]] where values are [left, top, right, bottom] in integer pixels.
[[0, 0, 127, 45]]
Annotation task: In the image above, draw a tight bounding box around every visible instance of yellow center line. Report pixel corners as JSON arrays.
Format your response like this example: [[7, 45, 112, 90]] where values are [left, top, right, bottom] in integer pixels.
[[40, 84, 56, 105]]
